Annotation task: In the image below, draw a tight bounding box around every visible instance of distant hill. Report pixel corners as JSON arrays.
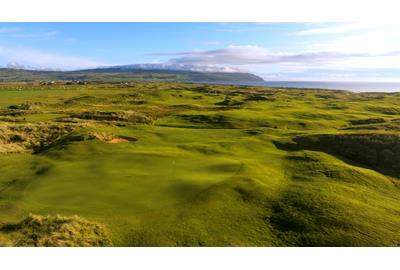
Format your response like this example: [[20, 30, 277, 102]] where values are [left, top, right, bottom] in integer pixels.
[[0, 68, 264, 83]]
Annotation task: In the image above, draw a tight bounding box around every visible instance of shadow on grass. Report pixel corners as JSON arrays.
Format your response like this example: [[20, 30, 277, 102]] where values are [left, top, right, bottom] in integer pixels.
[[272, 137, 400, 179]]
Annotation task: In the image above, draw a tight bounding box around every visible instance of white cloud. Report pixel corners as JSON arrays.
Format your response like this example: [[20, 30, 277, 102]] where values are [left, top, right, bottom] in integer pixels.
[[313, 28, 400, 55], [203, 40, 222, 46], [165, 45, 293, 65], [0, 27, 57, 39], [295, 23, 370, 35], [0, 46, 104, 70], [294, 22, 400, 36], [11, 31, 58, 39], [166, 45, 273, 65], [163, 45, 400, 68], [0, 27, 21, 34]]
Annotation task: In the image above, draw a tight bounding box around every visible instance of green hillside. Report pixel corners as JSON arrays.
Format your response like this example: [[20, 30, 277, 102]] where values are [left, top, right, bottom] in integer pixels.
[[0, 82, 399, 246], [0, 68, 264, 83]]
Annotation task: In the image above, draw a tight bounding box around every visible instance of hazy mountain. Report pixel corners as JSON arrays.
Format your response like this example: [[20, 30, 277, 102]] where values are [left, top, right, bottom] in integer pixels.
[[6, 62, 29, 70], [6, 62, 62, 72], [0, 67, 264, 83]]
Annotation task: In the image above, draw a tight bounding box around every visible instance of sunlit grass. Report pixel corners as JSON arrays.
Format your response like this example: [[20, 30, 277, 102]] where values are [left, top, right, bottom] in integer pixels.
[[0, 82, 399, 246]]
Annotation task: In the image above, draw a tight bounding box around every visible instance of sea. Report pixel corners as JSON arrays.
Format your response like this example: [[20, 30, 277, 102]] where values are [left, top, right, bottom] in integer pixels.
[[197, 81, 400, 93]]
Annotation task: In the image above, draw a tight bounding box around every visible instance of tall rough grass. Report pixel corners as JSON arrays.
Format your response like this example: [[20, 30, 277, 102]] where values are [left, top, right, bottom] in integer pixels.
[[0, 214, 112, 247]]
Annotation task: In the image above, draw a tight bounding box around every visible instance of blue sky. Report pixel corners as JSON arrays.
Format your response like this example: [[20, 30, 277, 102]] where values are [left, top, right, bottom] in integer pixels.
[[1, 22, 400, 81]]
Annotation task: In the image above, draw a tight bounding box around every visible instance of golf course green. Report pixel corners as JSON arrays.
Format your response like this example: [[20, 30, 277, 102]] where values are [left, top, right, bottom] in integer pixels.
[[0, 82, 399, 246]]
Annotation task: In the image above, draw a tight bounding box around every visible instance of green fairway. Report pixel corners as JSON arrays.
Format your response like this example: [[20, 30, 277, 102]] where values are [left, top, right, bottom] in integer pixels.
[[0, 82, 399, 246]]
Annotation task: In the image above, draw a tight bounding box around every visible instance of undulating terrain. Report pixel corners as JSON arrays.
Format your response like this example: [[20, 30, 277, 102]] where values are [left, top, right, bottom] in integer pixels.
[[0, 81, 399, 246]]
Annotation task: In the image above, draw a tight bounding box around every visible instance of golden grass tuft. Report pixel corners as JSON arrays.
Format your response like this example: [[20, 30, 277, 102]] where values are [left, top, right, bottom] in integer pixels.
[[0, 214, 112, 247]]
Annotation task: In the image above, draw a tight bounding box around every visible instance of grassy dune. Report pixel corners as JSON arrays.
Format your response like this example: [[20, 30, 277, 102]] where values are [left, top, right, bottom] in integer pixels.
[[0, 82, 399, 246]]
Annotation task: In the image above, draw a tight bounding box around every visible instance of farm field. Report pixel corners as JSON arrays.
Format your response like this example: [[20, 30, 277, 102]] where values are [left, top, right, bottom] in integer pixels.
[[0, 82, 399, 246]]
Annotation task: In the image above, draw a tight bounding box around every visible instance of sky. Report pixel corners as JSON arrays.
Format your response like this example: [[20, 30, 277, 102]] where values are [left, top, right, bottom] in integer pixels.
[[0, 22, 400, 81]]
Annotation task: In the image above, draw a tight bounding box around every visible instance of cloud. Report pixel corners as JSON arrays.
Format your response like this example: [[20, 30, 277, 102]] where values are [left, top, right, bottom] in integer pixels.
[[294, 22, 400, 36], [203, 40, 222, 46], [0, 27, 58, 40], [295, 23, 371, 36], [0, 27, 22, 34], [11, 31, 58, 39], [161, 45, 400, 67], [312, 28, 400, 55], [164, 45, 274, 65], [0, 46, 105, 70], [294, 22, 400, 56], [116, 63, 245, 73], [287, 22, 400, 73]]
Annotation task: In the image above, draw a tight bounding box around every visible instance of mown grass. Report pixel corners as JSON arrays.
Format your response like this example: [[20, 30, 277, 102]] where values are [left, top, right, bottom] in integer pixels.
[[0, 82, 399, 246]]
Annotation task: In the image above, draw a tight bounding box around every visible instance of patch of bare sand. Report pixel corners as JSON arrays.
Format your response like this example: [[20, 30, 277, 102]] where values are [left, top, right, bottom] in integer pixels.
[[106, 136, 138, 144], [107, 138, 129, 144]]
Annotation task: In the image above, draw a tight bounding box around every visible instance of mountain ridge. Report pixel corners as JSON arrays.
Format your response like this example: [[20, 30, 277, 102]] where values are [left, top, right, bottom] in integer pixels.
[[0, 66, 264, 83]]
